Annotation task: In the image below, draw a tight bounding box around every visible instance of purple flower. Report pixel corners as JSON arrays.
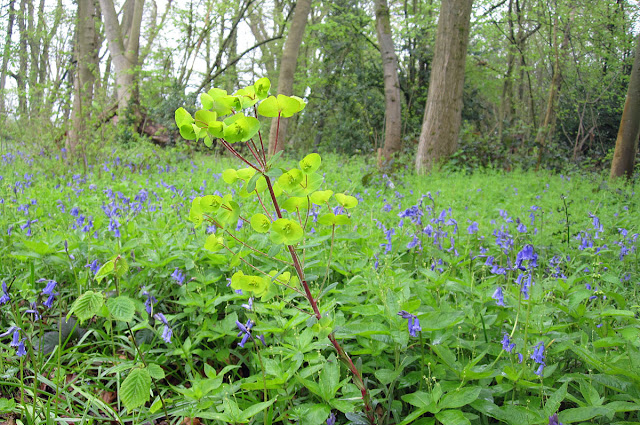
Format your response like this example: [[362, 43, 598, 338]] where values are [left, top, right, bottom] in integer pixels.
[[142, 287, 157, 315], [467, 221, 479, 234], [407, 235, 421, 250], [236, 319, 255, 348], [492, 287, 505, 307], [548, 413, 563, 425], [39, 279, 58, 309], [171, 268, 185, 285], [501, 333, 515, 352], [327, 412, 336, 425], [0, 282, 10, 305], [154, 313, 172, 343], [531, 341, 546, 375], [398, 311, 421, 337], [515, 244, 537, 270], [85, 259, 101, 275], [242, 297, 254, 311]]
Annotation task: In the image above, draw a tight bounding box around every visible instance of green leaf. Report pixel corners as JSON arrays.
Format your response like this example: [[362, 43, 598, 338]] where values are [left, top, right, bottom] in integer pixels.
[[200, 93, 214, 109], [278, 168, 304, 192], [418, 310, 465, 331], [318, 355, 341, 401], [106, 296, 135, 322], [317, 213, 351, 226], [281, 196, 310, 212], [402, 391, 433, 409], [222, 169, 238, 184], [438, 386, 481, 409], [254, 77, 271, 99], [230, 271, 270, 296], [236, 167, 256, 181], [250, 214, 271, 233], [200, 195, 222, 212], [217, 199, 240, 227], [240, 399, 278, 422], [299, 153, 321, 174], [175, 107, 193, 127], [245, 172, 261, 193], [257, 95, 279, 117], [291, 172, 324, 196], [120, 366, 152, 411], [179, 124, 197, 140], [204, 234, 224, 252], [335, 193, 358, 209], [189, 197, 204, 228], [95, 260, 115, 283], [310, 190, 333, 205], [558, 406, 613, 423], [69, 291, 105, 324], [280, 94, 305, 117], [194, 109, 217, 128], [435, 410, 471, 425], [147, 363, 165, 380], [270, 218, 304, 245]]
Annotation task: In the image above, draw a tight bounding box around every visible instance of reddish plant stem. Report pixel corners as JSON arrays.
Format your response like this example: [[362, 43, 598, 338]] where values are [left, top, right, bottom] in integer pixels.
[[220, 139, 260, 171], [246, 140, 265, 170], [264, 175, 375, 423]]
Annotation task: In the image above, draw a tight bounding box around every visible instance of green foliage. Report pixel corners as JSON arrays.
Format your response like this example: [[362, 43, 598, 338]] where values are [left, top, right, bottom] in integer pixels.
[[120, 366, 152, 411], [68, 291, 105, 324]]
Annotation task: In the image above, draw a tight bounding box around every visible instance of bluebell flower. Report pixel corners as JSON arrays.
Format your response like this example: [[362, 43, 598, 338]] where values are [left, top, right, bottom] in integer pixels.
[[242, 297, 254, 311], [0, 282, 10, 305], [236, 218, 244, 231], [39, 279, 58, 309], [373, 254, 379, 270], [142, 287, 157, 315], [548, 413, 563, 425], [407, 236, 421, 250], [327, 412, 336, 425], [517, 222, 527, 233], [154, 313, 172, 343], [467, 221, 479, 234], [85, 259, 100, 275], [25, 302, 41, 321], [492, 287, 505, 306], [531, 341, 546, 376], [397, 311, 421, 337], [172, 268, 185, 285], [515, 244, 537, 270], [501, 333, 515, 352], [236, 319, 255, 348]]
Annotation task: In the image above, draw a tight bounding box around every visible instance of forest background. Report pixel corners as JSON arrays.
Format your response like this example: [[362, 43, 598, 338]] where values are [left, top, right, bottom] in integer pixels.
[[1, 0, 639, 175]]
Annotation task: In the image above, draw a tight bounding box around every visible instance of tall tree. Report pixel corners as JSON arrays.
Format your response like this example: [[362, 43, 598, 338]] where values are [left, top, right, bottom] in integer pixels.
[[415, 0, 473, 173], [98, 0, 145, 116], [375, 0, 402, 165], [268, 0, 312, 155], [0, 0, 16, 121], [68, 0, 99, 155], [610, 33, 640, 180]]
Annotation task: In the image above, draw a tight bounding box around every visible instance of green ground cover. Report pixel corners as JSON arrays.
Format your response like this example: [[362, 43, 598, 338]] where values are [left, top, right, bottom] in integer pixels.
[[0, 147, 639, 424]]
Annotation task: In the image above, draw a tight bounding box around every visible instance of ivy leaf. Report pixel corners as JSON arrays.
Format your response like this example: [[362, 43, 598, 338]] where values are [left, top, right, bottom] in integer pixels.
[[120, 366, 152, 411], [106, 296, 136, 322], [335, 193, 359, 209], [270, 218, 304, 245], [299, 153, 321, 174], [68, 291, 105, 324], [250, 213, 271, 233]]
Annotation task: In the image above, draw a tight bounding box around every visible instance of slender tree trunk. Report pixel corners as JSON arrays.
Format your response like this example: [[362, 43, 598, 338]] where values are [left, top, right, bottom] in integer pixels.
[[0, 0, 16, 119], [535, 14, 571, 170], [98, 0, 145, 116], [610, 33, 640, 180], [268, 0, 312, 155], [16, 0, 28, 118], [68, 0, 99, 154], [415, 0, 473, 173], [375, 0, 402, 165]]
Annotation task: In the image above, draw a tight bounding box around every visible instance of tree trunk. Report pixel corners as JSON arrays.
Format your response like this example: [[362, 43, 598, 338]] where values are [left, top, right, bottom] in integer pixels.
[[0, 0, 16, 120], [98, 0, 145, 116], [415, 0, 473, 174], [535, 14, 571, 170], [16, 0, 28, 118], [375, 0, 402, 165], [268, 0, 312, 155], [68, 0, 99, 154], [610, 33, 640, 180]]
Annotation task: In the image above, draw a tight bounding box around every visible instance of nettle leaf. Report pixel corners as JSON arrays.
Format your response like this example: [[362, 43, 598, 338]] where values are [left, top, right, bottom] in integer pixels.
[[107, 295, 135, 322], [278, 169, 304, 192], [281, 196, 310, 212], [317, 213, 351, 226], [69, 291, 105, 324], [189, 197, 204, 228], [310, 190, 333, 205], [200, 195, 222, 212], [299, 153, 321, 174], [194, 110, 217, 128], [254, 77, 270, 99], [120, 366, 152, 411], [250, 213, 271, 233], [270, 218, 304, 245], [222, 169, 239, 184], [335, 193, 358, 209], [204, 234, 224, 252]]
